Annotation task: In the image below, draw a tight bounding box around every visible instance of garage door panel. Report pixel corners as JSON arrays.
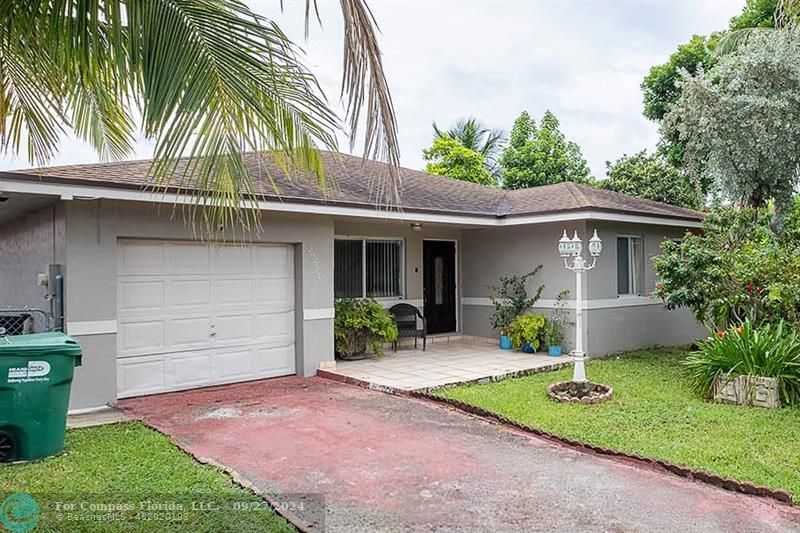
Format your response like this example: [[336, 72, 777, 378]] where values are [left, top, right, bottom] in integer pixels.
[[168, 280, 212, 308], [118, 321, 165, 356], [171, 352, 213, 387], [213, 246, 254, 273], [167, 242, 211, 273], [254, 246, 293, 275], [253, 345, 295, 373], [167, 317, 213, 351], [214, 279, 255, 306], [117, 240, 297, 398], [118, 356, 166, 397], [255, 278, 294, 305], [118, 281, 164, 314], [118, 242, 166, 275]]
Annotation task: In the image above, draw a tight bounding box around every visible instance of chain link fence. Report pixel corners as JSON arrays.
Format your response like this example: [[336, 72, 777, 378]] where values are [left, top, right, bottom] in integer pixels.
[[0, 306, 55, 336]]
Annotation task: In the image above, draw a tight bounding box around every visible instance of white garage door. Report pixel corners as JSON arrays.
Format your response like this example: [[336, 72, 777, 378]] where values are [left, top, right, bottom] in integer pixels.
[[116, 240, 295, 398]]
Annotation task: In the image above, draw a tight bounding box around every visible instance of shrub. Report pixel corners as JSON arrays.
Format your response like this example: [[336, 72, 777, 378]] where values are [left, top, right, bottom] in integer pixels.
[[653, 205, 800, 330], [542, 289, 570, 347], [507, 313, 546, 351], [684, 320, 800, 405], [334, 298, 398, 359], [488, 267, 544, 334]]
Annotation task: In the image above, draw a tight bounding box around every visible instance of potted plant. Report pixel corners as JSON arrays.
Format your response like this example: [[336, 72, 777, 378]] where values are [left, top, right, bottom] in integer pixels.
[[488, 267, 544, 350], [334, 298, 398, 360], [507, 313, 546, 353], [543, 290, 570, 357]]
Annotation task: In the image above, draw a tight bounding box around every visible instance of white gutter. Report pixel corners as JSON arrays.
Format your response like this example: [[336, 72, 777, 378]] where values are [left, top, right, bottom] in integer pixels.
[[0, 178, 704, 229]]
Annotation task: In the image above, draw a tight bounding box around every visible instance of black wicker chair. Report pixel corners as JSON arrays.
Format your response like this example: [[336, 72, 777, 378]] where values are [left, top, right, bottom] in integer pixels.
[[388, 303, 427, 351]]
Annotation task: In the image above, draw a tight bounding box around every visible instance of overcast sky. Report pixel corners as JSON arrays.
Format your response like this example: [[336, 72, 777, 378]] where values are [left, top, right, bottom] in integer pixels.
[[0, 0, 744, 179]]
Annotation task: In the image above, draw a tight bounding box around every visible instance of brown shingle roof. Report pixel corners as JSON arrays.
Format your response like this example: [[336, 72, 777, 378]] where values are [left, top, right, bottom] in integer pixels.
[[1, 151, 702, 221]]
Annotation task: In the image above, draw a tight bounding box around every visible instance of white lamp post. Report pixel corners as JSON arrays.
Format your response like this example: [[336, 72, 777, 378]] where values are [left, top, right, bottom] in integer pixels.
[[558, 229, 602, 383]]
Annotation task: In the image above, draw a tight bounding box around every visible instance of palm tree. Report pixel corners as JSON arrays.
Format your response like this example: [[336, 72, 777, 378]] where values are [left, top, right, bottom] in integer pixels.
[[0, 0, 400, 232], [432, 117, 505, 177], [717, 0, 800, 53]]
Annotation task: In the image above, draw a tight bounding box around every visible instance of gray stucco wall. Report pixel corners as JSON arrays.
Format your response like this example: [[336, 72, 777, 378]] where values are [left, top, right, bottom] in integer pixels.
[[460, 220, 703, 354], [64, 200, 335, 409], [0, 202, 64, 312]]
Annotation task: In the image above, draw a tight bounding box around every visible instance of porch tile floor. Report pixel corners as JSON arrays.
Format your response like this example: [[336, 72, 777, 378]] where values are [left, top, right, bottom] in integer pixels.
[[329, 341, 573, 391]]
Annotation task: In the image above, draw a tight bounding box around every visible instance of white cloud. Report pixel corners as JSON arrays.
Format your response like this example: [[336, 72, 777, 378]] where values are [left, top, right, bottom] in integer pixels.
[[0, 0, 744, 179]]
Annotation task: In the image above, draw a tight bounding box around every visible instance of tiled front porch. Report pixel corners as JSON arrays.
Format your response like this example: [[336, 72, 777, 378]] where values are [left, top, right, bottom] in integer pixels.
[[324, 337, 573, 391]]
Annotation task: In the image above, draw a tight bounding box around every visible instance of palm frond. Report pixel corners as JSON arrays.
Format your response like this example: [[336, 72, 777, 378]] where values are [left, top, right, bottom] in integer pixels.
[[333, 0, 401, 206]]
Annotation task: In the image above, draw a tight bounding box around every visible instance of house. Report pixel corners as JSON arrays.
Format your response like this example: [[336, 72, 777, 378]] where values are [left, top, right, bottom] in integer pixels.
[[0, 152, 704, 410]]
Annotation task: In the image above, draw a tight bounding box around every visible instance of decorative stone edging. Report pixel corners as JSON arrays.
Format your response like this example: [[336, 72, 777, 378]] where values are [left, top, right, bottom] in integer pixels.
[[408, 392, 794, 506], [316, 369, 794, 506], [547, 381, 614, 404]]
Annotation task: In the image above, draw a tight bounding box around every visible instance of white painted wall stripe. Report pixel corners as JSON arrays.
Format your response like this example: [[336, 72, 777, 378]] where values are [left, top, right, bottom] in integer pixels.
[[303, 308, 334, 321], [66, 320, 118, 336], [461, 296, 662, 310]]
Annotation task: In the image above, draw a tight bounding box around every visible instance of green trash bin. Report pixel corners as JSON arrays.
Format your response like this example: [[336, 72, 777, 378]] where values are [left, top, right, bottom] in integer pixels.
[[0, 332, 82, 462]]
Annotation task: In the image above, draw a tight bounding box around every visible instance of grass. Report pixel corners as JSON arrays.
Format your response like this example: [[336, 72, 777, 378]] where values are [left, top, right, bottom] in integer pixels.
[[436, 347, 800, 500], [0, 422, 294, 532]]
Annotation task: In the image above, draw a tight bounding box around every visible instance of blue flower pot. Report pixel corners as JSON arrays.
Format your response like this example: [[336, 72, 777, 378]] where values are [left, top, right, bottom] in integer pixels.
[[521, 341, 535, 354], [500, 335, 512, 350], [548, 345, 562, 357]]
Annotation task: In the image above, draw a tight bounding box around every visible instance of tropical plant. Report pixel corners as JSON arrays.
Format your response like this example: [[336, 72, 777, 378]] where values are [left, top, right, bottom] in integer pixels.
[[542, 290, 570, 347], [432, 117, 505, 177], [507, 313, 546, 351], [0, 0, 399, 234], [653, 205, 800, 331], [488, 267, 545, 334], [423, 138, 496, 186], [500, 111, 593, 190], [602, 150, 701, 209], [684, 320, 800, 405], [334, 298, 398, 359]]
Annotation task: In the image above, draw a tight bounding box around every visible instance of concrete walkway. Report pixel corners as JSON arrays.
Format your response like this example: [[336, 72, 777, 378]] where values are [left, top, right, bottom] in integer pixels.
[[119, 377, 800, 533], [330, 340, 572, 390]]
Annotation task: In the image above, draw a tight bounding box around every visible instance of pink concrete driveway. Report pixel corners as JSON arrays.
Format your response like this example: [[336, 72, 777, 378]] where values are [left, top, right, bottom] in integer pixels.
[[119, 377, 800, 532]]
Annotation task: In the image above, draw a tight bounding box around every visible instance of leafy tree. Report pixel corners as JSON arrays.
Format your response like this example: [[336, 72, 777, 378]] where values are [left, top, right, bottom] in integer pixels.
[[432, 117, 505, 177], [423, 138, 495, 186], [663, 28, 800, 217], [499, 111, 592, 190], [0, 0, 399, 232], [602, 151, 701, 209], [642, 35, 719, 123]]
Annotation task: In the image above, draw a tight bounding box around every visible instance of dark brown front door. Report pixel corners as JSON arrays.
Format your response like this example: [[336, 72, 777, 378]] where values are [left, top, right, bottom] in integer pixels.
[[423, 240, 456, 334]]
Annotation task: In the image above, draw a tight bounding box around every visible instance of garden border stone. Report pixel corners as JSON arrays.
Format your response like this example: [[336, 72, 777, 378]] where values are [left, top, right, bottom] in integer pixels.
[[317, 369, 794, 507]]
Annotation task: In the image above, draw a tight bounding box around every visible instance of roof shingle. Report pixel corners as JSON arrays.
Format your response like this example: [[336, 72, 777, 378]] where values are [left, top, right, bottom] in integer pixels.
[[1, 151, 702, 221]]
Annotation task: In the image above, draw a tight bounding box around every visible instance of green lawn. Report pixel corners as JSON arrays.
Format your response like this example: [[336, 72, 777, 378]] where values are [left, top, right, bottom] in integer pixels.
[[436, 347, 800, 500], [0, 422, 294, 532]]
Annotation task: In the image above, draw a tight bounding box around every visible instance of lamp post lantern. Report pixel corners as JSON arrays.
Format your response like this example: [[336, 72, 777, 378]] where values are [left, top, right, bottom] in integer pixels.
[[558, 229, 602, 383]]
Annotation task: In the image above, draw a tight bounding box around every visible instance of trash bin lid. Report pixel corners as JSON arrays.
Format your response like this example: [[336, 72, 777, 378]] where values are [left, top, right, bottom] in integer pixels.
[[0, 332, 82, 357]]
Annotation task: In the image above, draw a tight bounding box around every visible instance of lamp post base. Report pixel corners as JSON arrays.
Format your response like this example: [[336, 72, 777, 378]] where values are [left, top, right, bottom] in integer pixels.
[[571, 350, 587, 383]]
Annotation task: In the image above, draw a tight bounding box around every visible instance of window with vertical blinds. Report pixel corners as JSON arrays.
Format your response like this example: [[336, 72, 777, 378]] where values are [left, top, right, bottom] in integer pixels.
[[334, 238, 404, 298], [617, 235, 643, 296]]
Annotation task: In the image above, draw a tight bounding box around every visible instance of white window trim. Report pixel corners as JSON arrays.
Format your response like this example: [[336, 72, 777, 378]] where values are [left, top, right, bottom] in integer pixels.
[[617, 234, 644, 297], [334, 236, 406, 300]]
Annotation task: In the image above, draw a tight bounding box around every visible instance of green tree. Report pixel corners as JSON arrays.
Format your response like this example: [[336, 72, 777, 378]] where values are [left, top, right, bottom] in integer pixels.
[[432, 117, 505, 177], [0, 0, 399, 232], [663, 28, 800, 218], [499, 111, 592, 190], [602, 151, 701, 209], [423, 138, 495, 186]]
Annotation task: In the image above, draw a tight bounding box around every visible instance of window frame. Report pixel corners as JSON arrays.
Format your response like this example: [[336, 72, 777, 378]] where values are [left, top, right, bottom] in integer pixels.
[[334, 236, 406, 300], [616, 234, 644, 297]]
